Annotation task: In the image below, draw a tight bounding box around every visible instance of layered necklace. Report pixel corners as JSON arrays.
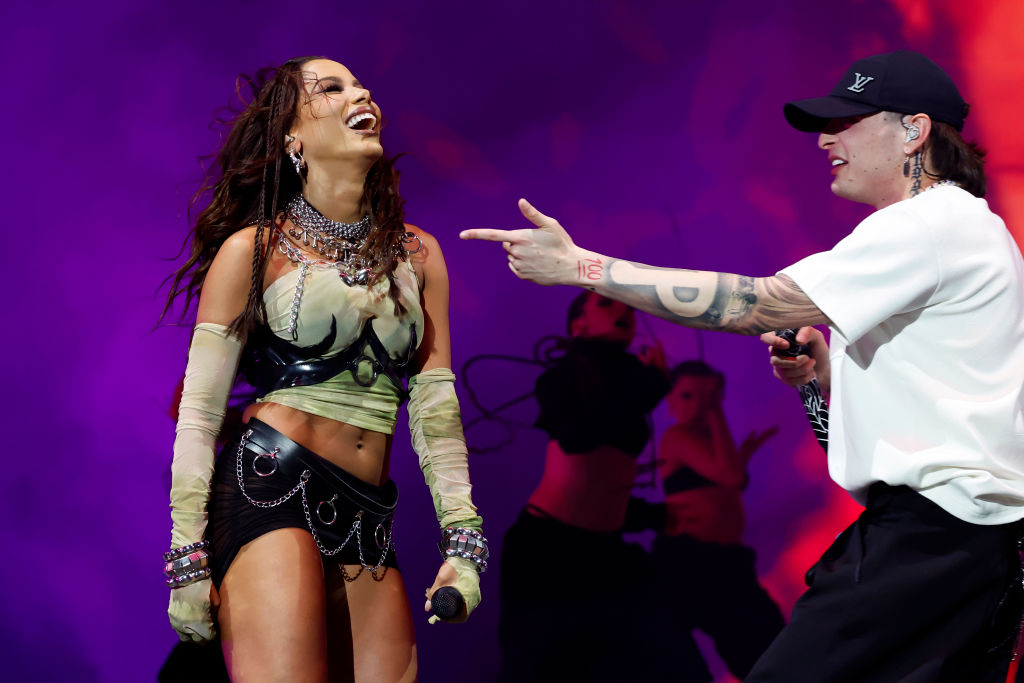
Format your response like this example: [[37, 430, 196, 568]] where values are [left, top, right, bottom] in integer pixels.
[[274, 195, 423, 339], [283, 194, 374, 286]]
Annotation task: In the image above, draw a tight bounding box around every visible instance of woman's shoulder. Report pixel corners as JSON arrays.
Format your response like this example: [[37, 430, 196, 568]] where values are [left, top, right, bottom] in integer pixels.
[[211, 226, 269, 273], [198, 227, 263, 322], [402, 223, 447, 278], [403, 223, 441, 253], [221, 225, 266, 255]]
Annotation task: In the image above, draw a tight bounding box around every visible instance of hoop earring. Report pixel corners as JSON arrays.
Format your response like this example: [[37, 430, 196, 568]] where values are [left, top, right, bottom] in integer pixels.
[[288, 148, 304, 176]]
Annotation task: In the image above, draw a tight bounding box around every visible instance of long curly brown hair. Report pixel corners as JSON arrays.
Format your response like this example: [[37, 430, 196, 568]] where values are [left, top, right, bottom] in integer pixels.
[[161, 56, 408, 336]]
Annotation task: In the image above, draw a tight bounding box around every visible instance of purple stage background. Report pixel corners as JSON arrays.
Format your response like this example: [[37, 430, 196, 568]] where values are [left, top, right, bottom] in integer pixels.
[[5, 1, 1023, 680]]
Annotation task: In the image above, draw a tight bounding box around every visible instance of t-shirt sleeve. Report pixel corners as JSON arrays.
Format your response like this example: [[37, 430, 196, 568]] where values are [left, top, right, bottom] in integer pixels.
[[779, 206, 940, 344]]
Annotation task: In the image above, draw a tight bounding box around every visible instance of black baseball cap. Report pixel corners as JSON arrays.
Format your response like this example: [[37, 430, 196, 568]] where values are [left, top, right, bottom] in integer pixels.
[[784, 50, 968, 132]]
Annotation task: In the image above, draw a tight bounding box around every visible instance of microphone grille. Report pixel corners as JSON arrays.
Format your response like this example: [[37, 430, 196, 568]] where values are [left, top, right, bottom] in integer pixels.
[[431, 586, 465, 621]]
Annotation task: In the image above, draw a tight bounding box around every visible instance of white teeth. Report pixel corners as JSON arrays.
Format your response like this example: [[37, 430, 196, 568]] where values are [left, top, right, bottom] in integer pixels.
[[346, 112, 377, 130], [831, 159, 846, 167]]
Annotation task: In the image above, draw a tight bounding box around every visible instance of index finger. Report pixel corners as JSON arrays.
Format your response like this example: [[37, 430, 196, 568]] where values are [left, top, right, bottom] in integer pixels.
[[459, 228, 531, 243], [760, 331, 786, 349]]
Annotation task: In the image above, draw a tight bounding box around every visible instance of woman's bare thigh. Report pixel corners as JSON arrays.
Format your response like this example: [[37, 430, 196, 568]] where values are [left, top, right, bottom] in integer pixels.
[[324, 564, 417, 683], [218, 527, 328, 683]]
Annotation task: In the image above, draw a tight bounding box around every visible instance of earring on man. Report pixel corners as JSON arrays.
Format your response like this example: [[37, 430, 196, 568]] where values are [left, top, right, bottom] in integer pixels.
[[900, 117, 919, 178], [901, 117, 920, 144], [901, 118, 920, 180]]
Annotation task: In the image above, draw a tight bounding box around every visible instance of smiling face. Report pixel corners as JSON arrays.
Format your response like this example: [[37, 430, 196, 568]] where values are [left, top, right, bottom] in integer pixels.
[[817, 112, 906, 209], [289, 59, 383, 173], [570, 293, 636, 344]]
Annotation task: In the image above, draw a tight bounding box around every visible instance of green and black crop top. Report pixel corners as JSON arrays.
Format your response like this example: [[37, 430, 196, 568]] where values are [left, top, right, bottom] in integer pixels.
[[242, 259, 424, 435]]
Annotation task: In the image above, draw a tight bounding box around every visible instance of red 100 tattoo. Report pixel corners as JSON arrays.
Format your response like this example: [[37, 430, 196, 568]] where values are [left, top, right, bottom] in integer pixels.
[[577, 257, 603, 281]]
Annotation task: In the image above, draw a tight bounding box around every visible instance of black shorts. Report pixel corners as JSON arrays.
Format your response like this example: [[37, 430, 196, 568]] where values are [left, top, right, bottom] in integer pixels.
[[207, 418, 400, 587]]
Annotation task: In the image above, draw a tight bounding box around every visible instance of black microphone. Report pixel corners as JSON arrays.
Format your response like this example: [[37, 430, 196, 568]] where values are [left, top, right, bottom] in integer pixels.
[[774, 328, 829, 453], [430, 586, 466, 621]]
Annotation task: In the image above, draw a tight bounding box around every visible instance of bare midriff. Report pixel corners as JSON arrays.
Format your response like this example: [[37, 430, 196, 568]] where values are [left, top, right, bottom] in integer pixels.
[[527, 440, 638, 532], [664, 486, 744, 545], [242, 401, 393, 487]]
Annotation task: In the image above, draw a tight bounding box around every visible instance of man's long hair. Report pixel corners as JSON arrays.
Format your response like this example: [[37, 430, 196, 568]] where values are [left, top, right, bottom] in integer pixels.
[[927, 119, 987, 198]]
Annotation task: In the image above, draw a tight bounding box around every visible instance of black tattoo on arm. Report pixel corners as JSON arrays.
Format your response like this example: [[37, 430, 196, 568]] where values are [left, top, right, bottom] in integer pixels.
[[601, 260, 828, 334], [750, 274, 830, 332]]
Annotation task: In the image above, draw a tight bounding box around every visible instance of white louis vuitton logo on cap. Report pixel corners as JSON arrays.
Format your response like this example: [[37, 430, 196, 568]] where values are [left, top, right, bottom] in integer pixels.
[[847, 73, 875, 93]]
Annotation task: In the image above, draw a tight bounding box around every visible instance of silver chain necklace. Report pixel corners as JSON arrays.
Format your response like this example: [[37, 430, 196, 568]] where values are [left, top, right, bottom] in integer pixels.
[[275, 228, 372, 338], [285, 195, 373, 274], [912, 178, 960, 198], [286, 194, 372, 244], [282, 194, 375, 288], [276, 227, 370, 282], [273, 196, 426, 339]]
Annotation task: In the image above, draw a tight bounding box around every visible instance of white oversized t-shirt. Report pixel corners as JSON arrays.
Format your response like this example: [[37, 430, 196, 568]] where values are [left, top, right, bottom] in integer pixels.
[[781, 186, 1024, 524]]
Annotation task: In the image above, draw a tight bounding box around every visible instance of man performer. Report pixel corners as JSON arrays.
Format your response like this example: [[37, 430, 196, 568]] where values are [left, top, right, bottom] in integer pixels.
[[462, 51, 1024, 681]]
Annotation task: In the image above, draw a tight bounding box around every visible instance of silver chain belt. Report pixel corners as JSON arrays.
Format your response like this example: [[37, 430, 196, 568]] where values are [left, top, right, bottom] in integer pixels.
[[234, 429, 394, 572]]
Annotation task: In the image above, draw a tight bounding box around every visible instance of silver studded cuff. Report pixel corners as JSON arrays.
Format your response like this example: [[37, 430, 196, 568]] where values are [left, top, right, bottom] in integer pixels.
[[165, 567, 212, 589], [165, 551, 210, 574], [438, 526, 489, 572], [163, 540, 210, 563], [164, 541, 212, 588]]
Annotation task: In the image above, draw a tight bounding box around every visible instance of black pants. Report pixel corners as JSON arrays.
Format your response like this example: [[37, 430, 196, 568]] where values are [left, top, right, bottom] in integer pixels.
[[746, 484, 1024, 683], [497, 509, 712, 683], [652, 534, 785, 680]]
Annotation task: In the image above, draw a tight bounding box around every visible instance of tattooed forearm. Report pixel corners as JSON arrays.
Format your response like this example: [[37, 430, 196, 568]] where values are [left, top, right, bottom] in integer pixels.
[[753, 273, 829, 331], [606, 261, 717, 316], [577, 256, 604, 282], [720, 275, 757, 324], [599, 260, 827, 334]]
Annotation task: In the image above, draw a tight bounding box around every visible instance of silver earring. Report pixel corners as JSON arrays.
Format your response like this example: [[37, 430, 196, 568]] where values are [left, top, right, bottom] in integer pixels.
[[288, 148, 304, 175], [901, 119, 920, 143]]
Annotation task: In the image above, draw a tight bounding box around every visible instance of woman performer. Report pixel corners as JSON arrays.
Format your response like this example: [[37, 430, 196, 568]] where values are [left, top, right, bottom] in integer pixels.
[[160, 56, 487, 682], [655, 360, 783, 680], [497, 291, 710, 682]]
